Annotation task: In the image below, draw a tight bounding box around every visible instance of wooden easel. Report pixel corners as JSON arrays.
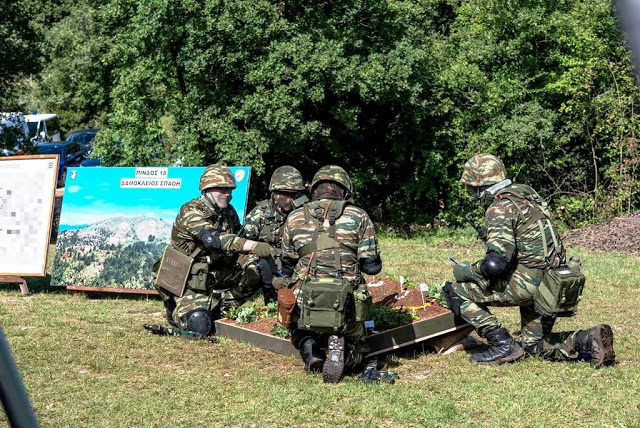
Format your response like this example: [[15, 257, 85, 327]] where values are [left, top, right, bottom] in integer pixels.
[[0, 276, 30, 296]]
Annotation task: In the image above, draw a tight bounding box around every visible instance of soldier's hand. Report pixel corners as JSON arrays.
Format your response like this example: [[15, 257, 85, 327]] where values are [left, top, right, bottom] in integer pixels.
[[251, 242, 276, 258], [272, 277, 288, 290]]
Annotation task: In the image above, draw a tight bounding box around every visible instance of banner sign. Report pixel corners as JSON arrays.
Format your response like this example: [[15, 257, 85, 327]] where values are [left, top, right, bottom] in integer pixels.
[[51, 166, 251, 291], [0, 155, 58, 276]]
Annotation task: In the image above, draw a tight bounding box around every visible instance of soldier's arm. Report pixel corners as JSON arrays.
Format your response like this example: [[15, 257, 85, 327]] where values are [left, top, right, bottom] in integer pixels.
[[471, 200, 518, 279], [280, 220, 299, 279], [355, 210, 382, 275], [239, 206, 263, 239]]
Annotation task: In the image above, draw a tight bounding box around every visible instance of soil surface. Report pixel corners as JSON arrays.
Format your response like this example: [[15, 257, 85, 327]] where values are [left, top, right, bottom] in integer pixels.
[[562, 211, 640, 256], [220, 316, 279, 335]]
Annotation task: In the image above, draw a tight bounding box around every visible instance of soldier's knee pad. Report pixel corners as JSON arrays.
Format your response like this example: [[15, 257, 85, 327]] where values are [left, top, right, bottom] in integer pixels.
[[443, 282, 465, 317], [185, 309, 213, 336]]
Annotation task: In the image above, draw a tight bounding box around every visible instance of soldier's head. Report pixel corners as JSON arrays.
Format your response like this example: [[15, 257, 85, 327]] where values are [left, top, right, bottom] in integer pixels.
[[310, 165, 353, 201], [460, 154, 507, 200], [269, 166, 305, 214], [199, 164, 236, 209]]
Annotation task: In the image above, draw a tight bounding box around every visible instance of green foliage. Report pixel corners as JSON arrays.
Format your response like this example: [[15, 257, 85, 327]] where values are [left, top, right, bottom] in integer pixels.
[[223, 305, 243, 321], [264, 302, 278, 318], [236, 306, 259, 325], [270, 323, 291, 339], [369, 305, 415, 331], [8, 0, 640, 226], [428, 281, 449, 308]]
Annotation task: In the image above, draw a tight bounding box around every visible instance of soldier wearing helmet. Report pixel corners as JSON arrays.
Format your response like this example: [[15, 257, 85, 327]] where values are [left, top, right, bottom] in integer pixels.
[[280, 165, 384, 383], [240, 166, 307, 304], [444, 154, 615, 368], [149, 164, 277, 338]]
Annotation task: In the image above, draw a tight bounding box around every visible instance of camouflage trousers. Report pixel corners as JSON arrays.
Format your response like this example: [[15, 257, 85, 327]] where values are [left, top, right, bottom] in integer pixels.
[[158, 255, 262, 330], [450, 264, 581, 361]]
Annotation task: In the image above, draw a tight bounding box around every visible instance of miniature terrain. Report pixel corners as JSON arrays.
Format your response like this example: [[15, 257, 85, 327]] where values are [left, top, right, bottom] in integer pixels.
[[220, 277, 451, 338]]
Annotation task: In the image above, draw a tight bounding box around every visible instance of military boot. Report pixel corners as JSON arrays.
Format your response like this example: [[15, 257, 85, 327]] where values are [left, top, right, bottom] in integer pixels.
[[573, 324, 615, 369], [323, 335, 345, 383], [470, 327, 525, 364], [300, 338, 324, 373]]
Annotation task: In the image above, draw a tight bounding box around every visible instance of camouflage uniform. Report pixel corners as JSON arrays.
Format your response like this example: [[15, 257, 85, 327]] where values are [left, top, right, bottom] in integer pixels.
[[241, 166, 305, 248], [447, 154, 615, 367], [281, 165, 381, 378], [156, 165, 261, 331]]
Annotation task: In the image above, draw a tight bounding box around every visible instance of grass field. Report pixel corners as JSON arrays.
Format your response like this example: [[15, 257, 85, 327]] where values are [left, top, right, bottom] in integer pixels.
[[1, 232, 639, 427]]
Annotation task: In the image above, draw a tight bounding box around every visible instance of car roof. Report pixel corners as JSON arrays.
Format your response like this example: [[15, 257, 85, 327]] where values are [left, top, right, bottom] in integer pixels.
[[24, 113, 57, 122]]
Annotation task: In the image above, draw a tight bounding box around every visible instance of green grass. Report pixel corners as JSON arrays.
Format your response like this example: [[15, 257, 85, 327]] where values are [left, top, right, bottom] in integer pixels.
[[1, 236, 640, 426]]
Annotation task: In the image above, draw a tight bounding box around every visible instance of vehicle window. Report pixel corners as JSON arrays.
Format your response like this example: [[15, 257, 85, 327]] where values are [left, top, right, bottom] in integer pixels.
[[27, 122, 38, 138]]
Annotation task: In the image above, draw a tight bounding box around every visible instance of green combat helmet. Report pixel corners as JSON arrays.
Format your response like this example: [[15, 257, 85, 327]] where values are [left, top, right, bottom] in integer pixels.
[[460, 154, 506, 187], [269, 166, 305, 192], [311, 165, 353, 194], [199, 164, 237, 191]]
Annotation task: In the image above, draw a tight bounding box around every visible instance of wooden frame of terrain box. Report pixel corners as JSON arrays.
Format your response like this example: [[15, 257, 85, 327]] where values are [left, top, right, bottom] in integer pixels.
[[214, 312, 471, 359]]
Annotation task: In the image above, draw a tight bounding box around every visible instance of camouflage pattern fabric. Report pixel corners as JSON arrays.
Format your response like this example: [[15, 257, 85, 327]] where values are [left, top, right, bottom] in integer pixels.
[[240, 198, 286, 248], [310, 165, 353, 193], [269, 166, 305, 191], [452, 181, 580, 361], [460, 154, 506, 187], [282, 198, 380, 366], [199, 164, 236, 191], [281, 200, 380, 284], [160, 196, 260, 330]]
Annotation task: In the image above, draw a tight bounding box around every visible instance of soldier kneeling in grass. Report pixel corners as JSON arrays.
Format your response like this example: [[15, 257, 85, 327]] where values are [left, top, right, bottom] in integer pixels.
[[444, 154, 615, 368]]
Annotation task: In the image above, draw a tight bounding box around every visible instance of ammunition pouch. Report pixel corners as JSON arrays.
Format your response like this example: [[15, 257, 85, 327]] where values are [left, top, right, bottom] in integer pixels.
[[299, 276, 351, 334], [277, 287, 298, 328], [533, 265, 585, 318], [186, 262, 210, 292], [155, 245, 199, 298], [352, 283, 372, 322]]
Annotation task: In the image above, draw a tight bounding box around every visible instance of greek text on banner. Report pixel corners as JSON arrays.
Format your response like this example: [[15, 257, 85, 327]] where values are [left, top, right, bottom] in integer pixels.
[[120, 178, 182, 189]]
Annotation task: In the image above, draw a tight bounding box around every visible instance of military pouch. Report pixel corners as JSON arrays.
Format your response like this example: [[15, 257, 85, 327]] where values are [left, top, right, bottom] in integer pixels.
[[299, 276, 351, 334], [534, 265, 585, 318], [353, 285, 372, 322], [277, 287, 297, 328], [155, 246, 194, 297], [186, 262, 210, 293]]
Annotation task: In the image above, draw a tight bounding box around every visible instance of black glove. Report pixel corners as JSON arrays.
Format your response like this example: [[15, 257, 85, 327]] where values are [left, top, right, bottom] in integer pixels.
[[143, 324, 169, 335], [251, 242, 276, 258], [359, 367, 399, 384], [198, 229, 221, 250]]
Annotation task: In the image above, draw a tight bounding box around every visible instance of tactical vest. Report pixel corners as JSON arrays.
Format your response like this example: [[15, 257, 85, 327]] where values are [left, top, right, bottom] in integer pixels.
[[296, 200, 359, 333], [495, 185, 584, 317], [256, 200, 285, 247]]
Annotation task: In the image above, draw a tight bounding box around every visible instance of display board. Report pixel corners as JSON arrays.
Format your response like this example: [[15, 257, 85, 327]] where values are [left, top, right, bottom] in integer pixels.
[[51, 166, 251, 292], [0, 155, 58, 276]]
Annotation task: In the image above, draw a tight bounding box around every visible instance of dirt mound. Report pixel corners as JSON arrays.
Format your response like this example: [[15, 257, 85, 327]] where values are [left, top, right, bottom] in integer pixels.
[[562, 211, 640, 256]]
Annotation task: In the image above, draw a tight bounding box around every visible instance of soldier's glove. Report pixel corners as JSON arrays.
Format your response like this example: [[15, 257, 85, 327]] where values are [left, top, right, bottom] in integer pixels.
[[198, 229, 221, 250], [143, 324, 169, 335], [453, 262, 490, 290], [251, 242, 276, 258], [272, 277, 288, 290], [453, 263, 475, 283]]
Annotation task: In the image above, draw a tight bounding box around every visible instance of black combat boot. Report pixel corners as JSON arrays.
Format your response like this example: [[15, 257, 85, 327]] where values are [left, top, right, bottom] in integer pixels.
[[323, 335, 346, 383], [470, 327, 525, 364], [300, 338, 324, 373], [573, 324, 615, 369]]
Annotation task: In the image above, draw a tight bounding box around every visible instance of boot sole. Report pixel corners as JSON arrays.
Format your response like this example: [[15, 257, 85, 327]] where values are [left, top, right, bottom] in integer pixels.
[[323, 335, 345, 383], [591, 324, 615, 369]]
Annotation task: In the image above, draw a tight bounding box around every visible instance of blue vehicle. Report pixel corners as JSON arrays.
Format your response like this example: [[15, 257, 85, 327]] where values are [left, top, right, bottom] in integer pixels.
[[35, 141, 88, 187], [65, 128, 99, 149]]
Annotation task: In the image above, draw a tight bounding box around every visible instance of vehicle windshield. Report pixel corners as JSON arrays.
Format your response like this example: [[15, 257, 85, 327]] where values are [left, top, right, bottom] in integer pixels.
[[27, 122, 38, 138], [35, 145, 64, 155], [67, 132, 96, 144]]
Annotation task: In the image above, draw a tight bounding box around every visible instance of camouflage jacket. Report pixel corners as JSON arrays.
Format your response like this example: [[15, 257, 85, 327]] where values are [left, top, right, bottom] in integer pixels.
[[240, 198, 286, 248], [479, 183, 565, 270], [281, 199, 380, 283], [170, 196, 246, 259]]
